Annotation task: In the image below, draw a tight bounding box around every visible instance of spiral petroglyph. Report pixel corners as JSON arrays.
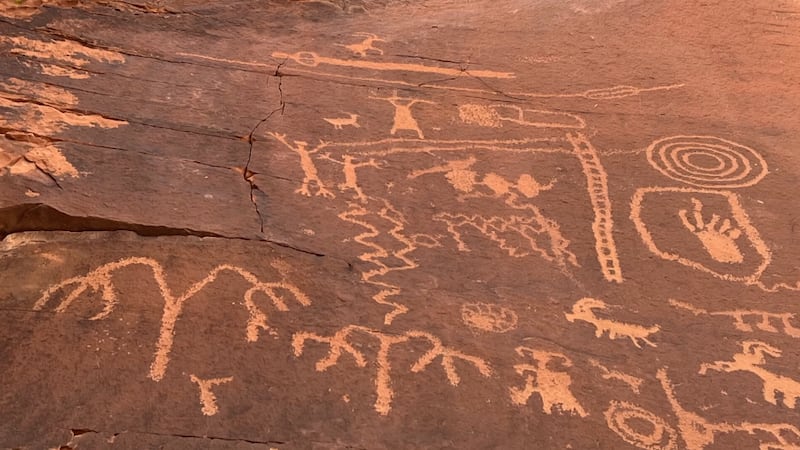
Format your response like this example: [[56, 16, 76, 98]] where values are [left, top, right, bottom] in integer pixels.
[[646, 136, 767, 188]]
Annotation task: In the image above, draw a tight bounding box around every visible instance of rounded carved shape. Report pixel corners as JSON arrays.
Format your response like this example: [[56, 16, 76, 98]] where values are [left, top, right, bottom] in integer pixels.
[[646, 136, 767, 188], [605, 401, 678, 450], [461, 302, 518, 333]]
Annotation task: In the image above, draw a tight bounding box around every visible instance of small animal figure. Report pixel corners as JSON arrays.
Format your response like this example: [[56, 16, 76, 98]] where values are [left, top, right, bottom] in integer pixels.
[[323, 113, 361, 130]]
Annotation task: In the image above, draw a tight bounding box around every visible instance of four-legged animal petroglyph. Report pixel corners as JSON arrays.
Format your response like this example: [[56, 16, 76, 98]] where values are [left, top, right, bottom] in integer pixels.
[[323, 113, 361, 130], [509, 347, 588, 417], [669, 299, 800, 338], [336, 33, 386, 57], [565, 298, 660, 348], [369, 90, 435, 139], [34, 257, 311, 381], [679, 198, 744, 264], [268, 132, 335, 198], [292, 325, 492, 415], [700, 341, 800, 409], [189, 374, 234, 416]]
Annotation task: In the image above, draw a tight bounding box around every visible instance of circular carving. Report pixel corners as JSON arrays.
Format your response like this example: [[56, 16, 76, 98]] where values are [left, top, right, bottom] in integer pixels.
[[605, 401, 678, 450], [646, 136, 767, 188], [461, 302, 518, 333]]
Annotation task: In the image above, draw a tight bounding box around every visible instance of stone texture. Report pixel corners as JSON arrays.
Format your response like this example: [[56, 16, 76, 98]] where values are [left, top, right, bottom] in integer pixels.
[[1, 1, 799, 449]]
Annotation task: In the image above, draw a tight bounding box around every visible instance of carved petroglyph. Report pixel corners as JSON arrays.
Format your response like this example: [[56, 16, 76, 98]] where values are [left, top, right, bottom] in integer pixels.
[[567, 132, 622, 283], [581, 84, 684, 100], [589, 359, 643, 394], [434, 213, 578, 269], [292, 325, 492, 415], [0, 60, 125, 184], [336, 33, 385, 57], [669, 299, 800, 338], [657, 368, 800, 450], [189, 375, 233, 416], [369, 90, 434, 139], [679, 198, 744, 264], [0, 35, 126, 67], [646, 136, 768, 188], [1, 134, 79, 184], [631, 187, 773, 285], [339, 198, 440, 324], [458, 104, 586, 129], [34, 257, 311, 381], [409, 156, 479, 193], [565, 298, 660, 348], [699, 341, 800, 409], [461, 303, 518, 333], [410, 156, 556, 204], [509, 347, 588, 417], [319, 153, 380, 203], [178, 52, 684, 100], [268, 132, 335, 198], [323, 113, 361, 130], [605, 401, 679, 450], [272, 51, 515, 79]]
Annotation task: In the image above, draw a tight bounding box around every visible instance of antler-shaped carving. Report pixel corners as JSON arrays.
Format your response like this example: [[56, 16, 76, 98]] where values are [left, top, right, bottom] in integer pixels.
[[292, 325, 492, 415], [35, 257, 310, 381]]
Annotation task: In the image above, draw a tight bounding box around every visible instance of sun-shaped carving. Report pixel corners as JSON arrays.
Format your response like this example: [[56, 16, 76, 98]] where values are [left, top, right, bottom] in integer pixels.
[[461, 302, 518, 333]]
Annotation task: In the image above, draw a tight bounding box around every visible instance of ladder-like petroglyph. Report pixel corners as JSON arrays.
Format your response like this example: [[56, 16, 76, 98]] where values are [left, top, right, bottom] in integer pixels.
[[34, 257, 311, 381], [669, 299, 800, 338], [567, 132, 622, 283], [292, 325, 492, 415], [565, 298, 660, 348]]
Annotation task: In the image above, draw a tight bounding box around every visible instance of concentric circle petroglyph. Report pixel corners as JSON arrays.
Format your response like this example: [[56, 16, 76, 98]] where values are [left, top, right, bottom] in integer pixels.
[[646, 136, 767, 188], [461, 302, 518, 333], [605, 401, 678, 450]]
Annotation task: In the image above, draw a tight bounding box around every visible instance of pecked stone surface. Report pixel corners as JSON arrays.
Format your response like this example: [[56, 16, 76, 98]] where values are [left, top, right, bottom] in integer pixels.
[[1, 1, 800, 449]]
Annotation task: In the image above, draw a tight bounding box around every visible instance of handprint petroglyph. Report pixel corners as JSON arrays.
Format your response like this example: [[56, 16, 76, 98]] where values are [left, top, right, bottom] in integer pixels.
[[679, 198, 743, 264]]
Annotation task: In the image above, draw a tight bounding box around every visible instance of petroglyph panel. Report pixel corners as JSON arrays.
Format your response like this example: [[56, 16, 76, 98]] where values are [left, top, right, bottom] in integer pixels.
[[2, 2, 800, 449]]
